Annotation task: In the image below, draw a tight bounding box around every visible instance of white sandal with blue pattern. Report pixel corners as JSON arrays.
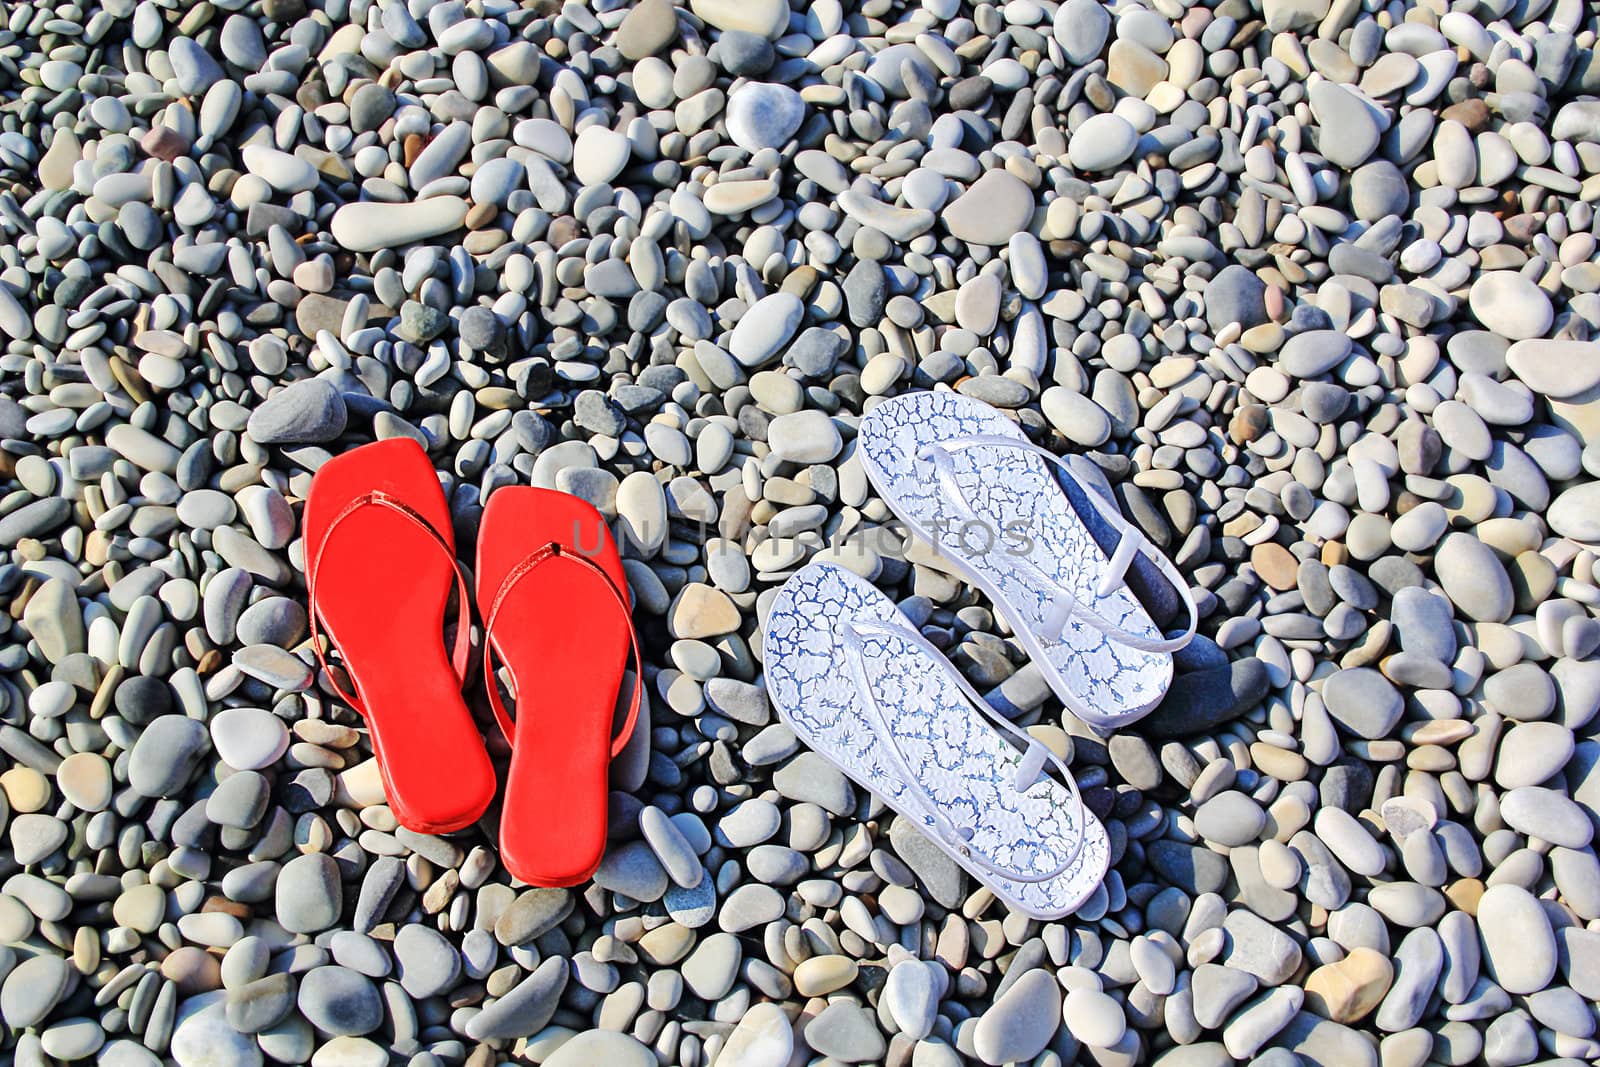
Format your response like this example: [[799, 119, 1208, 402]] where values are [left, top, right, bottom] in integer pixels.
[[763, 561, 1110, 919], [857, 389, 1198, 730]]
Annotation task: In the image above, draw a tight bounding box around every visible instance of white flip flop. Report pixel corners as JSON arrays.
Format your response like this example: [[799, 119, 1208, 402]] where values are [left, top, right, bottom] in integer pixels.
[[763, 560, 1110, 919], [857, 389, 1197, 730]]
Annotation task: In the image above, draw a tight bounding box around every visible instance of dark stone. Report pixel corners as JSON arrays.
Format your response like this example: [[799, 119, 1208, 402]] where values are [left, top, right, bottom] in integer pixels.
[[1141, 658, 1271, 739], [1146, 839, 1230, 894], [1204, 264, 1268, 334]]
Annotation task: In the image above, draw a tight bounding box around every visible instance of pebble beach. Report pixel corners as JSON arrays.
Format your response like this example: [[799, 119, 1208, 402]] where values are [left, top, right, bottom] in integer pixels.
[[2, 0, 1600, 1065]]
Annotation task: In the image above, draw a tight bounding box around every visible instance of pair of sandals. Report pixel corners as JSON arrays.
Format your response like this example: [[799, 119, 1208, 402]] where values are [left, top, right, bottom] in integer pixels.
[[764, 391, 1198, 918], [304, 438, 640, 887]]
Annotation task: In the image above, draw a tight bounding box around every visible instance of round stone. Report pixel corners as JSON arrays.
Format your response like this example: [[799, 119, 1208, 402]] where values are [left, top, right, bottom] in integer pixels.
[[725, 83, 805, 152]]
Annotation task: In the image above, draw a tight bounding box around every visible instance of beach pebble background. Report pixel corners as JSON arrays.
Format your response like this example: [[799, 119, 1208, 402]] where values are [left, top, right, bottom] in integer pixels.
[[1, 0, 1599, 1065]]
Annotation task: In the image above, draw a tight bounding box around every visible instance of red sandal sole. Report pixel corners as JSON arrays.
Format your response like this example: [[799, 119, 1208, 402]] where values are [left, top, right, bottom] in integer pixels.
[[304, 438, 496, 834], [477, 487, 635, 886]]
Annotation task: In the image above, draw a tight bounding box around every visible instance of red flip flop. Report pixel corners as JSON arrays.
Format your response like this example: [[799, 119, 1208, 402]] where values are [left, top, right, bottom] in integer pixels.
[[304, 438, 496, 833], [476, 487, 642, 886]]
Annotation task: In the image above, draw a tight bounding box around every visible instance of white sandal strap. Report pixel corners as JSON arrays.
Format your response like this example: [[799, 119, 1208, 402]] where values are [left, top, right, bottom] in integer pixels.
[[839, 616, 1085, 884], [916, 434, 1198, 654]]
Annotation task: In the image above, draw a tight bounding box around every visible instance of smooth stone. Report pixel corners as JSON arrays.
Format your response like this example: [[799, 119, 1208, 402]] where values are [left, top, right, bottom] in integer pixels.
[[296, 967, 382, 1038], [1549, 481, 1600, 542], [1143, 659, 1271, 738], [1223, 909, 1302, 985], [615, 0, 679, 60], [1434, 533, 1513, 622], [1205, 264, 1269, 333], [767, 410, 841, 463], [468, 956, 569, 1040], [1495, 721, 1572, 787], [276, 853, 343, 934], [1195, 791, 1267, 847], [1308, 81, 1380, 166], [1469, 273, 1553, 341], [689, 0, 789, 39], [1499, 786, 1593, 848], [330, 198, 469, 252], [1476, 884, 1556, 995], [545, 1031, 656, 1067], [247, 379, 347, 445], [0, 954, 72, 1028], [720, 1001, 793, 1066], [803, 1002, 885, 1063], [729, 293, 804, 368], [726, 83, 804, 152], [883, 959, 939, 1041], [128, 716, 210, 797], [1304, 947, 1392, 1024], [1069, 113, 1138, 171], [1062, 987, 1126, 1049], [394, 925, 460, 999], [1280, 331, 1352, 378], [171, 992, 263, 1067], [1055, 0, 1112, 66], [573, 125, 631, 186], [1506, 339, 1600, 399], [974, 969, 1060, 1063], [943, 170, 1034, 246]]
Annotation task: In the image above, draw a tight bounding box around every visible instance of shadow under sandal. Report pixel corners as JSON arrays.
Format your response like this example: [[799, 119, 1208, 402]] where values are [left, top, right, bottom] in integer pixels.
[[764, 561, 1110, 919], [477, 487, 642, 887], [304, 437, 496, 834], [858, 389, 1199, 731]]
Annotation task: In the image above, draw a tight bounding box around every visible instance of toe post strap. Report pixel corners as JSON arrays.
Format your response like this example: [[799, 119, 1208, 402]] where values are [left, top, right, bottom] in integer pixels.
[[481, 541, 643, 757], [919, 433, 1198, 653], [307, 489, 473, 713]]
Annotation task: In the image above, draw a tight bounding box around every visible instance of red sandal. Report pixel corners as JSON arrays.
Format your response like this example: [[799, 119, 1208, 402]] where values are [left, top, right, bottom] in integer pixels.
[[476, 487, 643, 886], [304, 438, 496, 834]]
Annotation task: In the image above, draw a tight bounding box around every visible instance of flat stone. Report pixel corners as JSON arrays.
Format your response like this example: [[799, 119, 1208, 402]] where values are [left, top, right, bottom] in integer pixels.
[[171, 992, 263, 1067], [726, 83, 804, 152], [545, 1031, 656, 1067], [1061, 987, 1125, 1050], [276, 853, 342, 934], [689, 0, 789, 39], [1069, 113, 1138, 171], [330, 197, 469, 252], [297, 966, 382, 1037], [1321, 667, 1403, 739], [943, 170, 1034, 246], [883, 959, 939, 1041], [1469, 272, 1553, 341], [1434, 532, 1513, 622], [1477, 884, 1556, 995], [767, 410, 841, 463], [803, 1002, 885, 1064], [1505, 339, 1600, 398], [1550, 481, 1600, 542], [1309, 81, 1381, 167], [730, 292, 804, 367], [247, 379, 347, 445], [1223, 909, 1302, 985], [393, 925, 460, 999], [0, 953, 72, 1028], [1054, 0, 1111, 66], [1142, 658, 1270, 738], [128, 715, 210, 797], [615, 0, 678, 60], [720, 1001, 793, 1067]]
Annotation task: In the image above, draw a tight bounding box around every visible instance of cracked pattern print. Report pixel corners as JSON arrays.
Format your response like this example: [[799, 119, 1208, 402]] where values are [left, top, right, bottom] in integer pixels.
[[858, 389, 1173, 723], [765, 561, 1110, 918]]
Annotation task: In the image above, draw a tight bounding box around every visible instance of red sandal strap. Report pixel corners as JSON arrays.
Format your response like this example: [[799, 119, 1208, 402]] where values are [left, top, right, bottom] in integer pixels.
[[480, 542, 643, 759], [306, 489, 472, 714]]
